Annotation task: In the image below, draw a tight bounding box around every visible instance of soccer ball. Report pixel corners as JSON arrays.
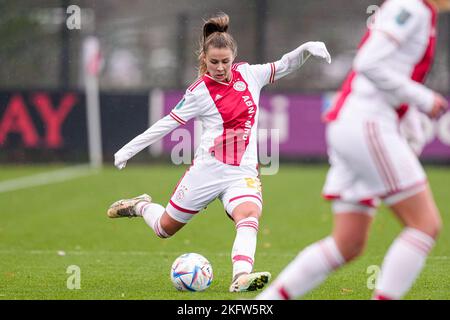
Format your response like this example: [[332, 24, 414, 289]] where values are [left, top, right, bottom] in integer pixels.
[[170, 253, 213, 292]]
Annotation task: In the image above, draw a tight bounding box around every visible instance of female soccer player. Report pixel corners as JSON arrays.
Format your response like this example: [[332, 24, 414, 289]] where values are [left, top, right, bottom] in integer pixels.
[[257, 0, 448, 300], [107, 13, 331, 292]]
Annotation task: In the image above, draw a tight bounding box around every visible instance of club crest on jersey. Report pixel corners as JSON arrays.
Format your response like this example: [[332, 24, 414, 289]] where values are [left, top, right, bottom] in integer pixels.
[[233, 81, 246, 92], [176, 186, 187, 201]]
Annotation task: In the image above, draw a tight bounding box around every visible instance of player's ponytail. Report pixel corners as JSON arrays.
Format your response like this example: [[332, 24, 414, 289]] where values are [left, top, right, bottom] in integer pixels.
[[197, 13, 237, 77], [203, 13, 229, 39]]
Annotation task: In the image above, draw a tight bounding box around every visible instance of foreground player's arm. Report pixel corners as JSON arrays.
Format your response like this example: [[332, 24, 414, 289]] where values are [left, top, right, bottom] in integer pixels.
[[353, 31, 435, 114], [353, 2, 437, 115], [273, 41, 331, 81], [114, 90, 200, 169], [114, 116, 181, 169], [248, 41, 331, 88]]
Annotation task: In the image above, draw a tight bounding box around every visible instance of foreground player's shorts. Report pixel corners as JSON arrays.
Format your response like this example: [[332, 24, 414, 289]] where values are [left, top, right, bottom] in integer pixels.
[[322, 113, 426, 210], [166, 156, 263, 223]]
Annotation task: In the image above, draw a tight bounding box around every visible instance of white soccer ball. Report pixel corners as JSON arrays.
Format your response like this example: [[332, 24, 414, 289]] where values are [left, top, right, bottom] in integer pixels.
[[170, 253, 213, 292]]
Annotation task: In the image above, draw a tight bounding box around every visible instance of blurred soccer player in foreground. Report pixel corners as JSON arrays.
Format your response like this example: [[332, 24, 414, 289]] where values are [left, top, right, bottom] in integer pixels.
[[107, 13, 331, 292], [257, 0, 448, 300]]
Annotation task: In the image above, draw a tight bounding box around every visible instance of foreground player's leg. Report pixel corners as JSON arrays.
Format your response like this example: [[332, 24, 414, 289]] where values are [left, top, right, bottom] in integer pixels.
[[107, 194, 183, 238], [229, 202, 271, 292], [374, 187, 441, 300], [257, 204, 373, 300], [107, 194, 151, 218]]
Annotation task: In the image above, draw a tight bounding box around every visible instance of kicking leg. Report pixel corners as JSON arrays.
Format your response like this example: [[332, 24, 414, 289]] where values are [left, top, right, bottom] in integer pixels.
[[107, 194, 185, 238]]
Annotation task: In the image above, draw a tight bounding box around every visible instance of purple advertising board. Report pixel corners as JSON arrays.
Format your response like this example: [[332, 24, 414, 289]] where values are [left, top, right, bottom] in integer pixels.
[[161, 91, 450, 160]]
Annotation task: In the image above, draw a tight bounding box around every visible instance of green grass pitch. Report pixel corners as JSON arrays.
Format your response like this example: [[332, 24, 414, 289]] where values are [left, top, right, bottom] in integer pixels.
[[1, 164, 449, 300]]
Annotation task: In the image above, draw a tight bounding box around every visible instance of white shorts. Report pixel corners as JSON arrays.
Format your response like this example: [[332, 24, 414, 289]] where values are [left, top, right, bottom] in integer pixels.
[[166, 157, 263, 223], [322, 115, 427, 211]]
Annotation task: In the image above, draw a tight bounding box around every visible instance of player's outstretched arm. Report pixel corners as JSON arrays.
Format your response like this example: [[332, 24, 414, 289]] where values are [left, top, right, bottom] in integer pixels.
[[353, 31, 448, 118], [274, 41, 331, 80], [245, 41, 331, 88], [114, 115, 181, 170]]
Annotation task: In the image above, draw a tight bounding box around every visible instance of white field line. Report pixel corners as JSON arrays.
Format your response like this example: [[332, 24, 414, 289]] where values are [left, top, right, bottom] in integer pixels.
[[0, 249, 447, 260], [0, 165, 96, 194]]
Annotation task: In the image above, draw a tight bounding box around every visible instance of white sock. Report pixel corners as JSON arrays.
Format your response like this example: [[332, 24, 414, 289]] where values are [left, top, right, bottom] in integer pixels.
[[137, 202, 169, 239], [374, 228, 435, 300], [256, 237, 345, 300], [231, 217, 259, 280]]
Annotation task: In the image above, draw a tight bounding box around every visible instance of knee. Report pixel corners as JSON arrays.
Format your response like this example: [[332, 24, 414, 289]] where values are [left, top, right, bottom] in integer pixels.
[[335, 236, 367, 262], [155, 223, 174, 239], [425, 216, 442, 239], [233, 210, 260, 224], [412, 211, 442, 240], [231, 203, 262, 222], [157, 211, 184, 238]]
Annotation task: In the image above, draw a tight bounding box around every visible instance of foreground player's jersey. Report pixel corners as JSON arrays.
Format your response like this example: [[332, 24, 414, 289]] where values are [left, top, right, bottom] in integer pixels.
[[114, 42, 328, 168], [169, 62, 277, 166], [324, 0, 437, 122]]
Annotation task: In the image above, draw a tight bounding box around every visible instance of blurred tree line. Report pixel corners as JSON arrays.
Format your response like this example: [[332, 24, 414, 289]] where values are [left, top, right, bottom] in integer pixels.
[[0, 0, 448, 93]]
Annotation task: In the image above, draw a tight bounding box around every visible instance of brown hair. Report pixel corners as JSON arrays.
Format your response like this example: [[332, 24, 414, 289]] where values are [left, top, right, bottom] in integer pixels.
[[197, 13, 237, 77]]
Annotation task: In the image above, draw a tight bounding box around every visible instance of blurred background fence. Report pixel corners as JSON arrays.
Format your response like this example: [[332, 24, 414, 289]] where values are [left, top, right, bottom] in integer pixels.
[[1, 0, 449, 164]]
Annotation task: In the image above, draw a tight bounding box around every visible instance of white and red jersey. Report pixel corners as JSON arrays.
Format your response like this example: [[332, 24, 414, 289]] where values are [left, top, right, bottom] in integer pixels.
[[115, 43, 317, 167], [169, 62, 279, 166], [324, 0, 437, 123]]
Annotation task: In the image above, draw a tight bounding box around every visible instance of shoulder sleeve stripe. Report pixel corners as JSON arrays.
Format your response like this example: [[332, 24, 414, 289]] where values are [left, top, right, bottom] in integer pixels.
[[188, 78, 204, 91], [169, 111, 186, 125], [269, 63, 276, 83], [232, 62, 247, 70]]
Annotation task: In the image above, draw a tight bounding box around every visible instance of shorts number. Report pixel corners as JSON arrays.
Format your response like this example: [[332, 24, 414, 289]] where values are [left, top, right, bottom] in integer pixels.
[[245, 178, 262, 192]]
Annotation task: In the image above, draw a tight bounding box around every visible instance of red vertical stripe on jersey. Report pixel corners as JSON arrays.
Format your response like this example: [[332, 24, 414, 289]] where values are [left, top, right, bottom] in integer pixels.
[[323, 71, 356, 122], [397, 1, 437, 118], [204, 70, 257, 166], [323, 30, 371, 122]]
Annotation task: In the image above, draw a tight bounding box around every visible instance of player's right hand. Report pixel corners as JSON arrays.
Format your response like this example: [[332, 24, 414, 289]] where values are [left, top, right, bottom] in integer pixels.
[[114, 152, 128, 170], [429, 93, 448, 119]]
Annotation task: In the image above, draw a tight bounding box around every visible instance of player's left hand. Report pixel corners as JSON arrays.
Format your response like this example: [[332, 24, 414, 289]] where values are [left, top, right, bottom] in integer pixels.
[[114, 152, 128, 170], [429, 92, 448, 119], [303, 41, 332, 64]]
